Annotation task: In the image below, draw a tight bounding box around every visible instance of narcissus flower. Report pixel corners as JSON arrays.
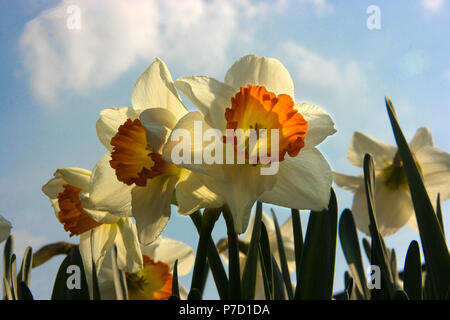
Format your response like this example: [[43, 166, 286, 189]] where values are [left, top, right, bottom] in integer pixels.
[[334, 127, 450, 236], [98, 236, 194, 300], [94, 58, 223, 245], [163, 54, 336, 233], [0, 215, 12, 243], [41, 167, 143, 281]]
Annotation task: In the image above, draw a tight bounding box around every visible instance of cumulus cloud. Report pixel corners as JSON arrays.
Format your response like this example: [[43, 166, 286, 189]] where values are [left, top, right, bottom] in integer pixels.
[[420, 0, 446, 12], [281, 42, 367, 100], [19, 0, 273, 104]]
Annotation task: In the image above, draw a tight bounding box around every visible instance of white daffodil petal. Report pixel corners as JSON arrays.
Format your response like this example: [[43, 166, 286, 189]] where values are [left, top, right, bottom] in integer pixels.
[[204, 165, 277, 234], [296, 102, 337, 149], [175, 170, 224, 215], [406, 214, 419, 233], [55, 167, 91, 191], [0, 216, 12, 243], [131, 58, 187, 118], [409, 126, 434, 152], [115, 218, 143, 273], [333, 172, 364, 192], [41, 176, 65, 199], [96, 107, 141, 151], [142, 237, 194, 276], [86, 153, 133, 217], [416, 146, 450, 201], [174, 76, 235, 131], [224, 54, 295, 98], [139, 107, 179, 154], [351, 179, 414, 237], [348, 131, 397, 169], [260, 148, 332, 211], [132, 175, 178, 245]]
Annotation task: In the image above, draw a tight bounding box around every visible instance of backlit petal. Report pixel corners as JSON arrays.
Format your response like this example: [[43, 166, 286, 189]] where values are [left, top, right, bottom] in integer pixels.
[[348, 131, 397, 169]]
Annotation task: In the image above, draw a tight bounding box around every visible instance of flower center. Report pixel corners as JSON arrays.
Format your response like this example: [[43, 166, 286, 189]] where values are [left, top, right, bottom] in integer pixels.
[[57, 184, 102, 237], [224, 85, 308, 163], [126, 255, 172, 300], [110, 119, 179, 186], [381, 152, 423, 190]]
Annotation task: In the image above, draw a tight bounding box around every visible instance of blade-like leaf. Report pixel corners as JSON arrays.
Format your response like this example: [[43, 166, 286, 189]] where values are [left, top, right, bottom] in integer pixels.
[[291, 209, 303, 289], [385, 96, 450, 299], [169, 259, 180, 300], [51, 246, 90, 300], [272, 256, 286, 300], [2, 235, 13, 300], [436, 194, 445, 238], [242, 201, 263, 300], [10, 254, 17, 300], [271, 209, 293, 299], [259, 222, 273, 300], [339, 209, 370, 299], [111, 245, 128, 300], [344, 272, 354, 300], [18, 246, 33, 287], [294, 189, 338, 300], [223, 205, 242, 299], [403, 241, 422, 300], [18, 281, 34, 300], [392, 290, 409, 300]]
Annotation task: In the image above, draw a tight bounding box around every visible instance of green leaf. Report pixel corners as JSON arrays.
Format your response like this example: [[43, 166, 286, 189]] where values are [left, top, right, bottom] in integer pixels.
[[242, 201, 263, 300], [385, 96, 450, 299], [51, 246, 90, 300], [436, 193, 445, 238], [18, 246, 33, 287], [362, 238, 371, 262], [3, 277, 12, 300], [390, 249, 399, 290], [190, 210, 229, 299], [291, 209, 303, 290], [259, 222, 273, 300], [363, 154, 395, 298], [344, 272, 354, 300], [294, 189, 338, 300], [111, 245, 128, 300], [10, 254, 17, 300], [189, 208, 221, 299], [271, 209, 293, 299], [272, 256, 286, 300], [392, 290, 409, 300], [403, 241, 422, 300], [169, 259, 180, 300], [2, 235, 13, 300], [338, 209, 370, 299], [223, 205, 241, 299], [18, 281, 34, 300]]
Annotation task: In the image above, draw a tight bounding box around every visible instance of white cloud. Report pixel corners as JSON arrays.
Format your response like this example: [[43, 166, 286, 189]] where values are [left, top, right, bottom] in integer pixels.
[[19, 0, 273, 105], [420, 0, 446, 12], [281, 42, 367, 100], [299, 0, 333, 16]]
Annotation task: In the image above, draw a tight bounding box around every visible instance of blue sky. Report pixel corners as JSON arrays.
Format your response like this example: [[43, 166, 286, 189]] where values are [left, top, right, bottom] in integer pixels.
[[0, 0, 449, 299]]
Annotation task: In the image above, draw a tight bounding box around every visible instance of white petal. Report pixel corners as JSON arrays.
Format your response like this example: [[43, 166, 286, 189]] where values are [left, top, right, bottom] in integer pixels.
[[175, 170, 224, 215], [85, 153, 133, 217], [115, 218, 143, 273], [174, 76, 235, 131], [42, 176, 65, 199], [131, 58, 187, 118], [139, 107, 179, 154], [81, 206, 121, 224], [224, 54, 295, 98], [0, 215, 12, 243], [416, 146, 450, 201], [333, 172, 364, 192], [95, 107, 141, 151], [406, 214, 419, 233], [132, 175, 178, 245], [141, 236, 194, 276], [351, 177, 414, 237], [348, 131, 397, 169], [203, 164, 277, 234], [259, 148, 332, 211], [55, 167, 91, 191], [409, 126, 434, 152], [296, 102, 337, 149]]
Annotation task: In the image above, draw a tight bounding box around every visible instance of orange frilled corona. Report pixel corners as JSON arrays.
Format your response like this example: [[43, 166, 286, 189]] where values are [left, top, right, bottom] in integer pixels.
[[225, 85, 308, 163], [110, 118, 179, 186], [57, 184, 102, 237], [126, 255, 173, 300]]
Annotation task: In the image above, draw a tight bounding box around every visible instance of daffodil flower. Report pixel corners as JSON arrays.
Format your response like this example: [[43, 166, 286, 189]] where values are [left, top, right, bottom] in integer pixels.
[[218, 211, 295, 299], [163, 54, 336, 233], [0, 215, 12, 243], [41, 167, 143, 281], [98, 236, 194, 300], [94, 58, 223, 245], [334, 127, 450, 236]]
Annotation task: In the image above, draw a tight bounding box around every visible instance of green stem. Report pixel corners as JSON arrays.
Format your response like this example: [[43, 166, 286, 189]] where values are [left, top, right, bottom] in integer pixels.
[[222, 205, 241, 300]]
